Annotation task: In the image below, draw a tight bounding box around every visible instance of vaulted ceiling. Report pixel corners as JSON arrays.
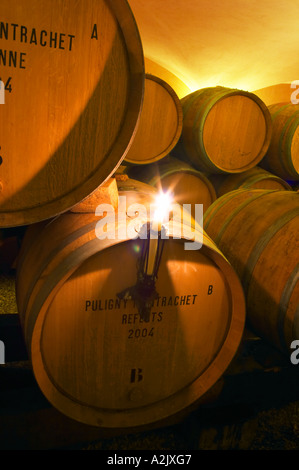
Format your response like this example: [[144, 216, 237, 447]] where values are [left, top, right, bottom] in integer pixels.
[[128, 0, 299, 102]]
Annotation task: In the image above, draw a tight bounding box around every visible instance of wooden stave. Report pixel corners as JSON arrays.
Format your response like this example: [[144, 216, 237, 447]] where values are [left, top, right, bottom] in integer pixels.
[[204, 189, 299, 354], [208, 167, 292, 197], [260, 103, 299, 181]]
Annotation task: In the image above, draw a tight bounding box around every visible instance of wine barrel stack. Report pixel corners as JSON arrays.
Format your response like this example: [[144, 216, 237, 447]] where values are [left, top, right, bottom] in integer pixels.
[[0, 0, 298, 436], [122, 83, 298, 365], [204, 189, 299, 355], [16, 179, 246, 428]]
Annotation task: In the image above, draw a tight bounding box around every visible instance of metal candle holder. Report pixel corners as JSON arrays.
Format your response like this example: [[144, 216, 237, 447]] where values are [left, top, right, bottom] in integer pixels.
[[117, 221, 167, 322]]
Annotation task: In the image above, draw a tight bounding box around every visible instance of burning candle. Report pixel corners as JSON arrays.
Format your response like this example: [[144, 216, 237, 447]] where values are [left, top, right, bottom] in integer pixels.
[[146, 191, 172, 276]]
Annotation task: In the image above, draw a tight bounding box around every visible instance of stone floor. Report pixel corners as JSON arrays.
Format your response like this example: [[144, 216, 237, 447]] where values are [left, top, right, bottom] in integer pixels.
[[65, 401, 299, 450]]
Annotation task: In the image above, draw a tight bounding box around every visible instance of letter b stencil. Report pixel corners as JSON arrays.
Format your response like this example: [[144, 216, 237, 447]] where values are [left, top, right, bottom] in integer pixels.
[[130, 368, 143, 383]]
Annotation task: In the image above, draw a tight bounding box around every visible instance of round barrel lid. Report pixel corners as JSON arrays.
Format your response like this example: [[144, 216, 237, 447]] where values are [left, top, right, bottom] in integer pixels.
[[124, 74, 183, 164], [0, 0, 144, 227]]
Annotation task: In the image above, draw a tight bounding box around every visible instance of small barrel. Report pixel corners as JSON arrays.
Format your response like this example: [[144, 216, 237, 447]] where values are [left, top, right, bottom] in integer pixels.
[[260, 103, 299, 181], [16, 180, 245, 429], [127, 156, 217, 213], [173, 86, 272, 174], [124, 74, 183, 165], [0, 0, 144, 228], [204, 189, 299, 354], [208, 167, 292, 197]]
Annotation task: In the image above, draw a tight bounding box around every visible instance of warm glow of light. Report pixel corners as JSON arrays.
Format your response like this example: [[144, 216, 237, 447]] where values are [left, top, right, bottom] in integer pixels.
[[153, 191, 174, 226], [146, 190, 173, 276], [144, 58, 191, 98], [129, 0, 299, 94]]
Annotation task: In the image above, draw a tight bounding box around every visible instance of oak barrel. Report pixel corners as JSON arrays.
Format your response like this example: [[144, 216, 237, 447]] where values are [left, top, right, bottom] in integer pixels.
[[173, 86, 272, 174], [260, 103, 299, 181], [208, 167, 292, 197], [16, 180, 245, 429], [204, 189, 299, 354], [0, 0, 144, 228], [127, 156, 217, 213], [124, 74, 183, 164]]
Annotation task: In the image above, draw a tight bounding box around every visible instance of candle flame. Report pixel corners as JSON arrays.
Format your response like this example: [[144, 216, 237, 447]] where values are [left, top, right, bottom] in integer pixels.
[[153, 191, 173, 226]]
